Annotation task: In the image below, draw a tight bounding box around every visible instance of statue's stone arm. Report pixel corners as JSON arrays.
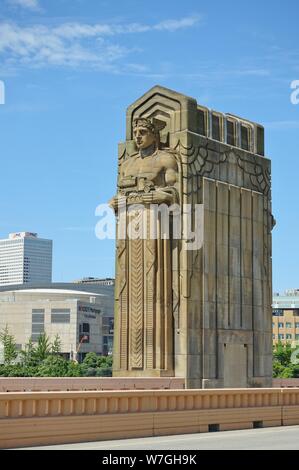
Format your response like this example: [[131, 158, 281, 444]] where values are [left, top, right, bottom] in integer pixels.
[[141, 187, 178, 204]]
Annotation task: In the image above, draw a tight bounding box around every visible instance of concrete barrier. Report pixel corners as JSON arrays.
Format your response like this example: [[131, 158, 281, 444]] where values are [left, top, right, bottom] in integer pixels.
[[1, 388, 298, 449], [272, 378, 299, 388], [0, 377, 185, 392]]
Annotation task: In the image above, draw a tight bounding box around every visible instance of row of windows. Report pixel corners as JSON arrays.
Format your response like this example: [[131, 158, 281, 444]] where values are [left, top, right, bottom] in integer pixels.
[[32, 309, 70, 325], [0, 266, 24, 270], [273, 309, 299, 317], [273, 334, 299, 340], [197, 106, 264, 155], [33, 309, 70, 313], [0, 243, 23, 247], [51, 308, 70, 323], [273, 322, 299, 328], [102, 317, 114, 335], [32, 309, 45, 341], [51, 314, 70, 323]]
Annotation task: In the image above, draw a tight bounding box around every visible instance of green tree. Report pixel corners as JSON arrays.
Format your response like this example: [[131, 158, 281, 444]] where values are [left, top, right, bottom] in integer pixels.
[[34, 333, 51, 362], [80, 353, 113, 377], [97, 355, 113, 369], [66, 360, 82, 377], [0, 326, 18, 365], [19, 338, 37, 367], [272, 341, 299, 378], [0, 329, 113, 377], [273, 341, 293, 367], [51, 334, 62, 355], [37, 355, 69, 377], [82, 352, 98, 368]]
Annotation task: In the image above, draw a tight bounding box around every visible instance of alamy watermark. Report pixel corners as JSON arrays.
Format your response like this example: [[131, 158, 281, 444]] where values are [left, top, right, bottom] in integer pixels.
[[290, 80, 299, 105], [95, 200, 204, 250], [0, 80, 5, 105]]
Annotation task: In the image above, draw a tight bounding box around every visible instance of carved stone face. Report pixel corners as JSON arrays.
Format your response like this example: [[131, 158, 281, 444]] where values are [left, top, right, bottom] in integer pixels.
[[133, 125, 155, 150]]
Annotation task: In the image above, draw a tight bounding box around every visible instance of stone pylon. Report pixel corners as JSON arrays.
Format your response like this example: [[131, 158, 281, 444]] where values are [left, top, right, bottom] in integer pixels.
[[111, 85, 274, 388]]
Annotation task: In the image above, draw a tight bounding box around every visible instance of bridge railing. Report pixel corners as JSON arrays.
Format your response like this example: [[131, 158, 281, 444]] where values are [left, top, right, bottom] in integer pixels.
[[0, 388, 298, 448]]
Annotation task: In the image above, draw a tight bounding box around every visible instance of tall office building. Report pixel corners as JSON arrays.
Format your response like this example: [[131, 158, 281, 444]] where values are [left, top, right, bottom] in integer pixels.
[[0, 232, 52, 286]]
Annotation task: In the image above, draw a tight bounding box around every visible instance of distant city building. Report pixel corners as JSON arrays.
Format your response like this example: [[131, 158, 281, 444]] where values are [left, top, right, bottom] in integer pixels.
[[272, 292, 299, 347], [0, 287, 113, 361], [0, 232, 52, 286], [284, 289, 299, 297], [73, 277, 115, 286]]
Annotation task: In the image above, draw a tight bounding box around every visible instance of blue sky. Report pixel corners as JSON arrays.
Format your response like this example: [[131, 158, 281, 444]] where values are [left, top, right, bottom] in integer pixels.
[[0, 0, 298, 292]]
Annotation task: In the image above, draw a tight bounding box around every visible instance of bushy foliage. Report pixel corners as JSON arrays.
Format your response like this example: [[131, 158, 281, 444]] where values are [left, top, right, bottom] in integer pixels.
[[80, 352, 113, 377], [0, 327, 112, 377], [0, 326, 18, 365], [272, 341, 299, 378]]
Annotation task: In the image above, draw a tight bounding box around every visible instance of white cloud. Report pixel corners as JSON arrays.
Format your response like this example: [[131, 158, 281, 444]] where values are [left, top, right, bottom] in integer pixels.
[[0, 15, 200, 69], [154, 15, 201, 32], [8, 0, 40, 11]]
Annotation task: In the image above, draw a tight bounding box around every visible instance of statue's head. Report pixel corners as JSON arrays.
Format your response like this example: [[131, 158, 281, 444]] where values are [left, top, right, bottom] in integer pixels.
[[133, 117, 165, 151]]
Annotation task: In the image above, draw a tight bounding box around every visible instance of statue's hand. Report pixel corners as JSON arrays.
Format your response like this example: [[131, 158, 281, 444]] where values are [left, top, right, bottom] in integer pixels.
[[142, 190, 173, 204], [109, 195, 125, 211], [109, 196, 117, 210]]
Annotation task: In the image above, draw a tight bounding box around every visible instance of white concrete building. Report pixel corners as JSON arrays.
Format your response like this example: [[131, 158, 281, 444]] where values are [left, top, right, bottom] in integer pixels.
[[0, 232, 52, 286], [0, 288, 109, 361]]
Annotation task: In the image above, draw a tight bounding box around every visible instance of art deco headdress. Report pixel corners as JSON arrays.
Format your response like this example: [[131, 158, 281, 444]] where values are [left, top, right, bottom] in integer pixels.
[[133, 117, 166, 135]]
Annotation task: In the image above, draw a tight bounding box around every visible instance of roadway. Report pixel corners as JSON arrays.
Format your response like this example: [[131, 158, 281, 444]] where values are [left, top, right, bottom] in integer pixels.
[[20, 425, 299, 450]]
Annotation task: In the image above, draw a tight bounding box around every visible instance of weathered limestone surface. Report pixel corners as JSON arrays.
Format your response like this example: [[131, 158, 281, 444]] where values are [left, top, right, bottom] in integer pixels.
[[111, 85, 274, 388]]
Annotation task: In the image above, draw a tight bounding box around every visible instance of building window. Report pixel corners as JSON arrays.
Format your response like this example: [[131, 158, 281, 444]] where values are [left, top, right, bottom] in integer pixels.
[[32, 309, 44, 342], [103, 335, 113, 355], [256, 125, 264, 156], [272, 322, 275, 328], [286, 334, 292, 340], [240, 124, 250, 151], [79, 323, 90, 343], [226, 120, 236, 146], [51, 308, 70, 313], [278, 322, 284, 328], [286, 322, 292, 328], [295, 323, 299, 328], [102, 317, 114, 335], [273, 309, 284, 317], [198, 108, 207, 136], [81, 323, 90, 333], [32, 323, 44, 333], [272, 334, 275, 339], [212, 113, 221, 141], [278, 334, 285, 340], [51, 308, 70, 323], [295, 334, 299, 340], [32, 313, 45, 323]]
